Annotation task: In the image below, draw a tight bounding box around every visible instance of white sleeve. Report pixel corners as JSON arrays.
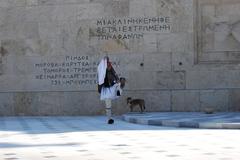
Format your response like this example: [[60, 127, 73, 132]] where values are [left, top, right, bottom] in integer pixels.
[[97, 58, 107, 85]]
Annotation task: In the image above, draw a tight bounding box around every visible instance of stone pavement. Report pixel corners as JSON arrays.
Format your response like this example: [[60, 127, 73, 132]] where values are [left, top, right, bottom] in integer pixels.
[[0, 116, 240, 160], [122, 112, 240, 129]]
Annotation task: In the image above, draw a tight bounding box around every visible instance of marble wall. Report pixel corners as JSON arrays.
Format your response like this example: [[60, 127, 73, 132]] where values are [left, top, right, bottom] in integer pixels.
[[0, 0, 240, 116]]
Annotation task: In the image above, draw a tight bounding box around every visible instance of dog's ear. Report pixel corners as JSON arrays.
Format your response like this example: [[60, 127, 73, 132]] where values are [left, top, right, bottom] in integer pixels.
[[126, 97, 131, 103]]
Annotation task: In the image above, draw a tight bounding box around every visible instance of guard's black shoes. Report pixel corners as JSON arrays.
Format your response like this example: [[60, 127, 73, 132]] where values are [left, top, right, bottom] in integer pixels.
[[117, 90, 121, 96], [108, 119, 114, 124]]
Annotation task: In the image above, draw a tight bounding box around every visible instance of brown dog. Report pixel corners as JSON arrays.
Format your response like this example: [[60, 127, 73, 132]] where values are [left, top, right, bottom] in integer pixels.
[[127, 97, 146, 113]]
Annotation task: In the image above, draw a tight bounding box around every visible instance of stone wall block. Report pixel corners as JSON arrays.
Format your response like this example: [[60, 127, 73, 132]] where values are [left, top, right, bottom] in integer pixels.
[[186, 70, 240, 89], [103, 0, 129, 17], [0, 93, 14, 116], [129, 0, 157, 17], [172, 90, 200, 112], [157, 33, 193, 53], [156, 71, 186, 89], [200, 90, 229, 112], [59, 92, 103, 116], [143, 53, 171, 72], [172, 52, 194, 71], [229, 89, 240, 111]]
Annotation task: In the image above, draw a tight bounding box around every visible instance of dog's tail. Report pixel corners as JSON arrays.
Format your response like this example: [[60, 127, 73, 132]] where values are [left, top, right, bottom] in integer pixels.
[[143, 102, 146, 110]]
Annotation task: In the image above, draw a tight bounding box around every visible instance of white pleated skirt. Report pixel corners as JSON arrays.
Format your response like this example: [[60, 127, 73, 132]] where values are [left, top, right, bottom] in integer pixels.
[[100, 83, 122, 101]]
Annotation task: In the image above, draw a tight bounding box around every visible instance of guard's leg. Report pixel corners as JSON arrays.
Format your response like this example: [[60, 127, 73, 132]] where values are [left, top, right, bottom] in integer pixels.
[[105, 99, 114, 124]]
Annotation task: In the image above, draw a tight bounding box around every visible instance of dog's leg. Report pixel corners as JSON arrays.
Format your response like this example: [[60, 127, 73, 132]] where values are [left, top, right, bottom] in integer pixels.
[[130, 105, 133, 112], [140, 104, 143, 113]]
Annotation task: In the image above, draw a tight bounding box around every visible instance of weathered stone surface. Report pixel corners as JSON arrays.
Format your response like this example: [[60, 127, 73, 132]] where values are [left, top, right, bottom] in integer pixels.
[[170, 0, 194, 33], [143, 53, 171, 72], [197, 0, 240, 63], [172, 52, 195, 71], [0, 91, 104, 116], [172, 90, 200, 112], [129, 0, 158, 17], [186, 70, 240, 89], [103, 0, 130, 17], [0, 93, 14, 116], [59, 92, 103, 116], [125, 71, 185, 90], [13, 92, 37, 116], [155, 71, 185, 89], [5, 0, 26, 7], [199, 90, 229, 112], [156, 33, 193, 53], [229, 89, 240, 111]]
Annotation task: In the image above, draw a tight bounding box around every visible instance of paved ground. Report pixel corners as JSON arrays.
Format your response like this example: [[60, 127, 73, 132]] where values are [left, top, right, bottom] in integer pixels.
[[0, 116, 240, 160], [122, 112, 240, 129]]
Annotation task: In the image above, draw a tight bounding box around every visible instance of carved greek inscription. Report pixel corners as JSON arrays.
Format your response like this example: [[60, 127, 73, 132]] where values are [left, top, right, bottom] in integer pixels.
[[34, 56, 120, 87], [93, 17, 171, 40]]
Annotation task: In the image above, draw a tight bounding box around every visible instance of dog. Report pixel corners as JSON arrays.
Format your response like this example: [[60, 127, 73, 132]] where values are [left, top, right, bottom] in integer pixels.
[[127, 97, 146, 113]]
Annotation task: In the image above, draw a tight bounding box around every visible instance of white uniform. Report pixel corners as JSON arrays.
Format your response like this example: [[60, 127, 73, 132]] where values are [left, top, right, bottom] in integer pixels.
[[97, 57, 122, 122], [100, 83, 122, 101]]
